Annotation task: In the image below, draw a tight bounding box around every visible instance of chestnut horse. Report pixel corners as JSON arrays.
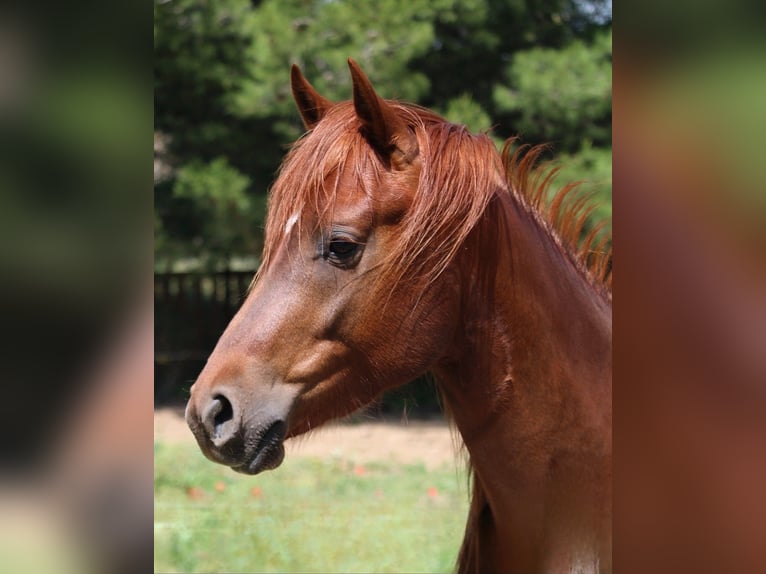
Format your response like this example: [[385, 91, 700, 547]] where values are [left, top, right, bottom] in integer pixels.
[[186, 59, 612, 574]]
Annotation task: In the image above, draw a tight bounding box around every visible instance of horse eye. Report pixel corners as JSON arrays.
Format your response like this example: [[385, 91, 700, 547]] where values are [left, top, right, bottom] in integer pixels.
[[325, 238, 362, 268], [330, 241, 357, 257]]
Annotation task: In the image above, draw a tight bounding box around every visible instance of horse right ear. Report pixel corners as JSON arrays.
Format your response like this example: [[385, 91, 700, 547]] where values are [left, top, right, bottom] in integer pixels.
[[348, 58, 419, 170], [291, 64, 333, 130]]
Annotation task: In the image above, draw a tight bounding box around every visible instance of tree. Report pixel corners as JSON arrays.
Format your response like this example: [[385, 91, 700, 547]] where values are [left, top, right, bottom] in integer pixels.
[[494, 28, 612, 151], [154, 0, 612, 268], [154, 0, 269, 267]]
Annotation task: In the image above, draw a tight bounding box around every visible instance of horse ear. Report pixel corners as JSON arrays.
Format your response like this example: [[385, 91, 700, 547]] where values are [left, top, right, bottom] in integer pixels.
[[291, 64, 333, 130], [347, 58, 418, 169]]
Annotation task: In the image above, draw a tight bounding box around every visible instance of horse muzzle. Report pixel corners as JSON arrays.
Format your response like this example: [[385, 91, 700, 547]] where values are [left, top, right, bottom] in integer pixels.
[[185, 382, 295, 475]]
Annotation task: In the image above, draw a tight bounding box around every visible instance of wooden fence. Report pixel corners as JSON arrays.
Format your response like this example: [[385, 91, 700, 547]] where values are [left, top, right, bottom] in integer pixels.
[[155, 269, 255, 402]]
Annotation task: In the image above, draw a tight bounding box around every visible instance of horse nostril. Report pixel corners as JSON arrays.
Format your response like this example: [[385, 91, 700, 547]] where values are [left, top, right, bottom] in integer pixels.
[[201, 393, 237, 444], [212, 394, 233, 438]]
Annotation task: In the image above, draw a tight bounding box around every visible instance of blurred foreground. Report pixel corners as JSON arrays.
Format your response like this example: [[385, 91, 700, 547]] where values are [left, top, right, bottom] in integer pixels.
[[0, 2, 152, 573], [615, 5, 766, 572]]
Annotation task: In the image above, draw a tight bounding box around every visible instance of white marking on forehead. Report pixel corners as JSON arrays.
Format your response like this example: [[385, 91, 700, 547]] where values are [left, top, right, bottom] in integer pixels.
[[284, 213, 299, 236]]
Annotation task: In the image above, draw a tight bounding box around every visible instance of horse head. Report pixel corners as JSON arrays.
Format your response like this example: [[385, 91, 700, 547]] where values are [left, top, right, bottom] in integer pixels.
[[185, 60, 465, 474]]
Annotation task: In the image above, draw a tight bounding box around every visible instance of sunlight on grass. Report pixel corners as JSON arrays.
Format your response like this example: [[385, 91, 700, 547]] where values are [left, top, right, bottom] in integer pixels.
[[154, 441, 469, 573]]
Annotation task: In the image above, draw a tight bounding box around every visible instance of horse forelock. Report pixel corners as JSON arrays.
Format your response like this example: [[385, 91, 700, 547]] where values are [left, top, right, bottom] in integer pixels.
[[259, 103, 368, 274]]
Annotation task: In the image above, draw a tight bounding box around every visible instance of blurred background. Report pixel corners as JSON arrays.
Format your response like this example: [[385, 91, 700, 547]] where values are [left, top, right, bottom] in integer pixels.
[[615, 3, 766, 573], [0, 2, 152, 573]]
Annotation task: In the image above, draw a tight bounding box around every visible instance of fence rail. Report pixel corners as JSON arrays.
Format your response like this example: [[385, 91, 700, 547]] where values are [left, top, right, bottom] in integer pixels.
[[155, 269, 256, 402]]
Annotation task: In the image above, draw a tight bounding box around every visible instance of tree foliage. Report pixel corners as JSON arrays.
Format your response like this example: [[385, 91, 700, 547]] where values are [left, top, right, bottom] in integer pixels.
[[494, 28, 612, 150], [154, 0, 612, 268]]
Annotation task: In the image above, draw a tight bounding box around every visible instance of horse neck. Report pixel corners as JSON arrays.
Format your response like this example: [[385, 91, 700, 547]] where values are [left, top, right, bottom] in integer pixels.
[[435, 194, 612, 573]]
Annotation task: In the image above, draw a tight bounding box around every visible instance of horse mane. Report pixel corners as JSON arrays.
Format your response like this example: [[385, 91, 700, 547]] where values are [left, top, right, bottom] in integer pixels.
[[503, 141, 613, 297]]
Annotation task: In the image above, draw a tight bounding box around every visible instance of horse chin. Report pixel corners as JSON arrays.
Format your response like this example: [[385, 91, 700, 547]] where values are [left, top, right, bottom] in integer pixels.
[[232, 419, 287, 475], [232, 442, 285, 475]]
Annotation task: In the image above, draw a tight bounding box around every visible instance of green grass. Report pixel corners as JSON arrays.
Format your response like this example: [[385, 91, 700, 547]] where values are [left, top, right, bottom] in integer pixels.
[[154, 441, 469, 573]]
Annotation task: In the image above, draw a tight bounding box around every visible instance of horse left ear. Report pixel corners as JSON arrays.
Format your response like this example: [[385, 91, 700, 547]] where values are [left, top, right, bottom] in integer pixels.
[[291, 64, 334, 130], [348, 58, 419, 169]]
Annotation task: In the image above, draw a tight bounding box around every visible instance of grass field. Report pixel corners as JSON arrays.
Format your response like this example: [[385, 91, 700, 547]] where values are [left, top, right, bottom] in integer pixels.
[[155, 440, 470, 573]]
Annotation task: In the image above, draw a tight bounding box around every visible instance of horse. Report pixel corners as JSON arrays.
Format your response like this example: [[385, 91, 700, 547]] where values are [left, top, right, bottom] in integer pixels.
[[186, 59, 612, 574]]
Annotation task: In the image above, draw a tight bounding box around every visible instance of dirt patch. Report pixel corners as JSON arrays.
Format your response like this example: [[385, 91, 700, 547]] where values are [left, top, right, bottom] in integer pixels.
[[155, 407, 462, 470]]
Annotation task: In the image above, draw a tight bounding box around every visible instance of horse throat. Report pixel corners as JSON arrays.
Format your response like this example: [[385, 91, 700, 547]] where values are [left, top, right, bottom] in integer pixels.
[[434, 198, 612, 574]]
